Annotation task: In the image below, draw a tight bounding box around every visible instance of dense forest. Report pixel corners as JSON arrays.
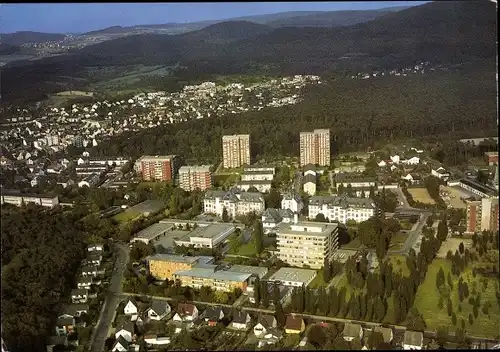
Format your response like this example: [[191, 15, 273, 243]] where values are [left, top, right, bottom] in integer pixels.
[[1, 1, 495, 103], [92, 68, 497, 163], [1, 205, 88, 352]]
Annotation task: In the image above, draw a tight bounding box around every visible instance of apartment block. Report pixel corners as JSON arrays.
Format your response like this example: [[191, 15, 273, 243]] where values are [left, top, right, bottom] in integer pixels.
[[308, 195, 375, 223], [0, 189, 59, 208], [222, 134, 251, 169], [276, 219, 339, 269], [173, 267, 251, 292], [203, 190, 265, 218], [465, 197, 499, 234], [178, 165, 212, 191], [299, 129, 331, 167], [135, 155, 181, 182], [146, 254, 213, 280]]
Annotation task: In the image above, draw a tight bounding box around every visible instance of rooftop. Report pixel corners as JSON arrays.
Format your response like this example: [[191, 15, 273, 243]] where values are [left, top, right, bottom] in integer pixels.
[[134, 223, 174, 240], [277, 221, 338, 237], [146, 254, 200, 265], [309, 195, 375, 209], [267, 267, 317, 284], [228, 264, 268, 277], [174, 267, 252, 282], [179, 165, 212, 173]]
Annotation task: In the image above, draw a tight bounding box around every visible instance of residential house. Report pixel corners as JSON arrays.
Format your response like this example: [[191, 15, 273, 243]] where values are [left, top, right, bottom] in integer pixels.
[[84, 252, 102, 265], [261, 208, 294, 234], [303, 174, 317, 196], [403, 330, 424, 350], [342, 323, 363, 342], [55, 317, 75, 336], [253, 315, 277, 338], [147, 301, 171, 321], [124, 298, 139, 315], [71, 289, 88, 304], [258, 328, 283, 348], [281, 193, 303, 214], [401, 156, 420, 165], [231, 311, 252, 330], [115, 321, 134, 342], [284, 315, 305, 335], [203, 190, 265, 218], [204, 307, 225, 326], [87, 244, 104, 252], [144, 334, 171, 347], [58, 304, 89, 319], [401, 173, 422, 185], [80, 264, 104, 277], [112, 336, 130, 352], [173, 303, 199, 322], [77, 276, 94, 290], [431, 167, 450, 181], [303, 164, 317, 177]]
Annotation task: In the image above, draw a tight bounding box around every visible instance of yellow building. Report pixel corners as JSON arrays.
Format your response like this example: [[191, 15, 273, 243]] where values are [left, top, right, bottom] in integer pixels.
[[147, 254, 211, 280], [173, 267, 252, 293]]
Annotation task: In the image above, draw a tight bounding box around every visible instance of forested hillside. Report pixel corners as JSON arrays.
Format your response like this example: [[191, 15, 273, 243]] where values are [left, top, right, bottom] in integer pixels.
[[92, 68, 497, 163], [1, 206, 87, 352]]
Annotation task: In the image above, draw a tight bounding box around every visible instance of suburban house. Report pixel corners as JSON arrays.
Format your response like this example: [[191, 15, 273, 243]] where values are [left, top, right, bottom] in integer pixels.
[[77, 276, 94, 290], [231, 311, 252, 330], [87, 244, 104, 252], [281, 193, 304, 214], [303, 174, 317, 196], [70, 289, 88, 304], [343, 323, 363, 342], [403, 330, 424, 350], [112, 336, 130, 352], [124, 298, 139, 315], [58, 304, 89, 318], [115, 321, 135, 342], [81, 264, 104, 277], [147, 301, 171, 321], [303, 164, 317, 177], [401, 156, 420, 165], [144, 334, 171, 347], [373, 326, 394, 344], [253, 315, 277, 338], [284, 315, 305, 335], [431, 167, 450, 181], [258, 328, 283, 348], [261, 208, 294, 234], [84, 252, 102, 265], [204, 307, 225, 326], [401, 173, 422, 185], [55, 317, 75, 336], [173, 303, 199, 322]]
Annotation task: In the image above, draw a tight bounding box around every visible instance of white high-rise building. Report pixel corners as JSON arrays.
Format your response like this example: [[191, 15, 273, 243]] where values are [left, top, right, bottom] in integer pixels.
[[299, 129, 331, 167], [222, 134, 251, 169]]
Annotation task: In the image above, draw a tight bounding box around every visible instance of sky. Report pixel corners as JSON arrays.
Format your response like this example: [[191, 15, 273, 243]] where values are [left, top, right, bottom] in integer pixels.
[[0, 2, 428, 34]]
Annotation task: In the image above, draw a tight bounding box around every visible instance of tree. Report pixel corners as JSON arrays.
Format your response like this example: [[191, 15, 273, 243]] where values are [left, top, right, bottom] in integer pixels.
[[222, 207, 230, 222], [323, 258, 332, 282], [406, 308, 427, 331], [253, 277, 261, 305], [436, 326, 448, 347], [252, 220, 264, 255], [436, 267, 445, 289], [447, 271, 453, 289], [447, 298, 453, 317], [437, 220, 448, 242], [275, 303, 286, 328], [459, 242, 465, 254], [307, 325, 327, 348], [265, 188, 282, 209], [367, 331, 385, 350], [451, 312, 457, 326], [315, 213, 327, 222], [260, 281, 269, 308], [468, 313, 474, 325]]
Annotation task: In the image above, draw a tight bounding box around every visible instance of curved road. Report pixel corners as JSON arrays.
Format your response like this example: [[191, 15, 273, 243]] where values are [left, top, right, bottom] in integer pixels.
[[88, 242, 129, 352]]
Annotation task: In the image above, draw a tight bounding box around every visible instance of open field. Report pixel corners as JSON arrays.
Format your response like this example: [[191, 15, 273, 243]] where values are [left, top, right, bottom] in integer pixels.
[[388, 232, 408, 251], [308, 271, 327, 288], [407, 188, 435, 204], [128, 199, 165, 215], [413, 259, 500, 338], [113, 210, 141, 223], [436, 238, 472, 259], [440, 186, 470, 209]]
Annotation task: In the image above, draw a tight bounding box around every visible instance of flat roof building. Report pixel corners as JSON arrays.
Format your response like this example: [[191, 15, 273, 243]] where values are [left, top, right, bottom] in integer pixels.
[[146, 254, 214, 280], [0, 189, 59, 208], [130, 223, 175, 245], [173, 267, 252, 292], [277, 220, 339, 269], [228, 265, 268, 279], [267, 267, 317, 287]]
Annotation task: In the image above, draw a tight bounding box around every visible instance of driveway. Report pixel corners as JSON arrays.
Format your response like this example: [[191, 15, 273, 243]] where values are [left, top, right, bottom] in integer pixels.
[[88, 242, 130, 352]]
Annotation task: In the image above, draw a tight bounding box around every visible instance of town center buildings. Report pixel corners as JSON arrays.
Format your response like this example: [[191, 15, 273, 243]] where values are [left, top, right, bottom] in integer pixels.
[[299, 129, 331, 167], [276, 218, 339, 269], [222, 134, 251, 169]]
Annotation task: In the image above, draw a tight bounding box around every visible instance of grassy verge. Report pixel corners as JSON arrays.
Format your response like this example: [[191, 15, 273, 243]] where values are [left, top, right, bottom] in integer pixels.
[[113, 210, 141, 223], [412, 258, 500, 338], [308, 272, 327, 288]]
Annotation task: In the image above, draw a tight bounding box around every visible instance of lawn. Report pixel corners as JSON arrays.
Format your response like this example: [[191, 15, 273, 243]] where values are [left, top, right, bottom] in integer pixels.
[[386, 255, 410, 277], [235, 241, 257, 256], [308, 271, 327, 288], [407, 188, 435, 204], [113, 210, 141, 223], [412, 258, 500, 338], [388, 232, 408, 251], [342, 237, 363, 250]]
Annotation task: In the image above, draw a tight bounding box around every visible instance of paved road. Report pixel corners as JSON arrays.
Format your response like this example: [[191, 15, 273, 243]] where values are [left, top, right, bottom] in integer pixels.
[[89, 243, 130, 352], [120, 292, 500, 345]]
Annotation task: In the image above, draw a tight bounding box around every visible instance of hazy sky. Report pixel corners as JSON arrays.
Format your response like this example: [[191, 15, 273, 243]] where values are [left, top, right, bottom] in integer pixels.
[[0, 2, 428, 34]]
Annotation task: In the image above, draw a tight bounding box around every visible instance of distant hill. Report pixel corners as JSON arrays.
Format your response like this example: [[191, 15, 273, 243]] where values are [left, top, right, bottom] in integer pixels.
[[0, 43, 21, 55], [0, 31, 66, 45], [267, 7, 409, 27], [1, 1, 496, 103]]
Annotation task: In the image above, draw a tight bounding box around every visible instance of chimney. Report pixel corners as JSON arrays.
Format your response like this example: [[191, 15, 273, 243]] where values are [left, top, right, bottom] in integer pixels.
[[294, 213, 299, 224]]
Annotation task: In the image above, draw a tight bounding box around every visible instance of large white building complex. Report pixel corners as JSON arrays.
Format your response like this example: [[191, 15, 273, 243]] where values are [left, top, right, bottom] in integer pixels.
[[308, 195, 375, 223], [203, 190, 265, 218], [299, 129, 331, 167], [222, 134, 251, 169], [276, 218, 339, 269]]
